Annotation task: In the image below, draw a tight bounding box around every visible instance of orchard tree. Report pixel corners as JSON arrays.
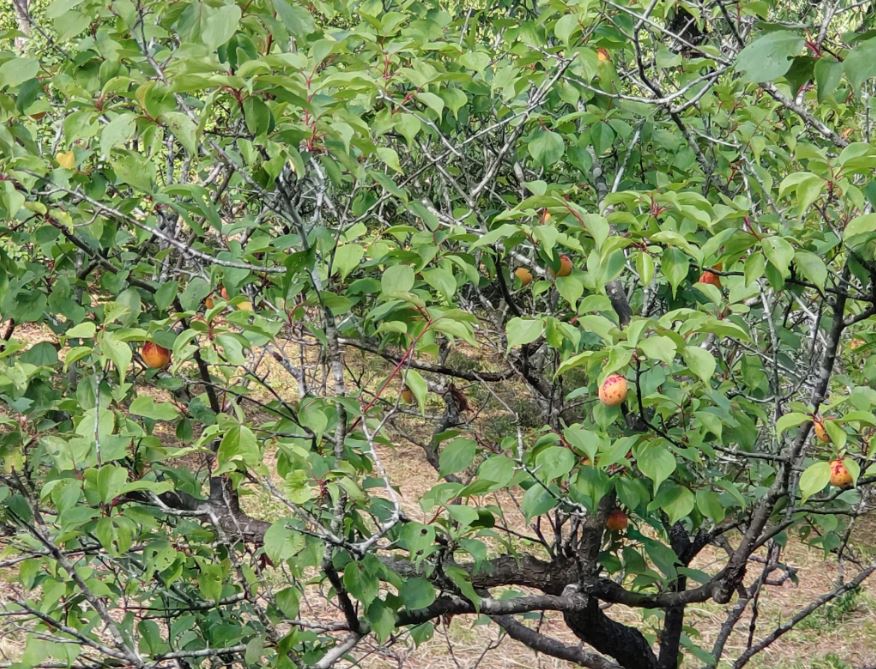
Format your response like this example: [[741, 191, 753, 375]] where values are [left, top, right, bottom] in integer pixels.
[[1, 1, 876, 668]]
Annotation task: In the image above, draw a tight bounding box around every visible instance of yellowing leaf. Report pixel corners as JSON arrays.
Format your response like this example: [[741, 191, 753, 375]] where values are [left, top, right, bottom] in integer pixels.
[[56, 151, 76, 169]]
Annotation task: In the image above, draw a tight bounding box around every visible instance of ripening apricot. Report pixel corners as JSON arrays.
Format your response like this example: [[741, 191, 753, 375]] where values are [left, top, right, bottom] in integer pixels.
[[205, 286, 229, 309], [401, 387, 414, 404], [829, 458, 853, 488], [141, 342, 171, 369], [605, 508, 628, 532], [514, 267, 533, 286], [698, 269, 722, 288], [813, 417, 830, 443], [556, 255, 573, 277], [598, 374, 628, 407]]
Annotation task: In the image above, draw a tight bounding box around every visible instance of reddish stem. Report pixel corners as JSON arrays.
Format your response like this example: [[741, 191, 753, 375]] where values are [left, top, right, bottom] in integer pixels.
[[349, 318, 434, 431]]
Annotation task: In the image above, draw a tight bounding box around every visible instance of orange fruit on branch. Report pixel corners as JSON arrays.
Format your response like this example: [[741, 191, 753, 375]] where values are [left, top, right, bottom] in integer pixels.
[[141, 342, 171, 369], [829, 458, 853, 489], [598, 374, 628, 407]]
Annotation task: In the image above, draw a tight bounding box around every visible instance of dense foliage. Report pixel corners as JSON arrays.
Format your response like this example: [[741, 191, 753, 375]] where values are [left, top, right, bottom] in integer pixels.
[[1, 0, 876, 667]]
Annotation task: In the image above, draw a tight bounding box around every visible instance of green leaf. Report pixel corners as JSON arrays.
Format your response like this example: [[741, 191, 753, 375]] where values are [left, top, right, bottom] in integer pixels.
[[736, 31, 804, 83], [554, 14, 578, 43], [381, 264, 415, 294], [775, 412, 810, 436], [263, 520, 305, 563], [779, 172, 825, 215], [439, 438, 477, 476], [344, 561, 378, 604], [422, 268, 456, 300], [761, 236, 794, 277], [273, 0, 314, 37], [444, 565, 480, 609], [417, 92, 445, 117], [696, 489, 725, 522], [478, 455, 515, 487], [842, 457, 860, 486], [639, 336, 677, 364], [431, 317, 476, 345], [505, 317, 543, 349], [576, 315, 616, 342], [129, 396, 180, 421], [110, 152, 155, 191], [590, 121, 615, 155], [180, 277, 211, 312], [100, 113, 137, 158], [95, 465, 127, 504], [527, 130, 564, 168], [376, 147, 402, 173], [843, 37, 876, 88], [404, 368, 428, 414], [744, 252, 765, 286], [815, 58, 843, 102], [521, 483, 557, 519], [99, 331, 131, 380], [401, 577, 437, 610], [794, 251, 827, 291], [66, 322, 96, 339], [202, 4, 241, 50], [653, 483, 695, 525], [636, 251, 655, 285], [333, 244, 365, 280], [563, 426, 599, 461], [682, 346, 715, 384], [0, 182, 24, 219], [844, 213, 876, 242], [244, 97, 273, 136], [217, 424, 260, 471], [20, 342, 58, 366], [162, 112, 198, 154], [636, 442, 676, 493], [799, 460, 830, 502], [556, 275, 583, 307], [535, 446, 575, 481], [0, 57, 39, 88], [661, 248, 688, 298]]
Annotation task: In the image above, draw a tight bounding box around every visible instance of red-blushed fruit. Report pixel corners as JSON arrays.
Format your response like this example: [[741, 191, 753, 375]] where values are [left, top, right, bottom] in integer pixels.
[[540, 209, 551, 225], [813, 417, 830, 443], [400, 387, 414, 404], [141, 342, 171, 369], [829, 458, 853, 488], [596, 48, 611, 62], [698, 270, 722, 289], [850, 338, 865, 350], [514, 267, 533, 286], [605, 508, 628, 532], [556, 255, 573, 277], [598, 374, 628, 407]]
